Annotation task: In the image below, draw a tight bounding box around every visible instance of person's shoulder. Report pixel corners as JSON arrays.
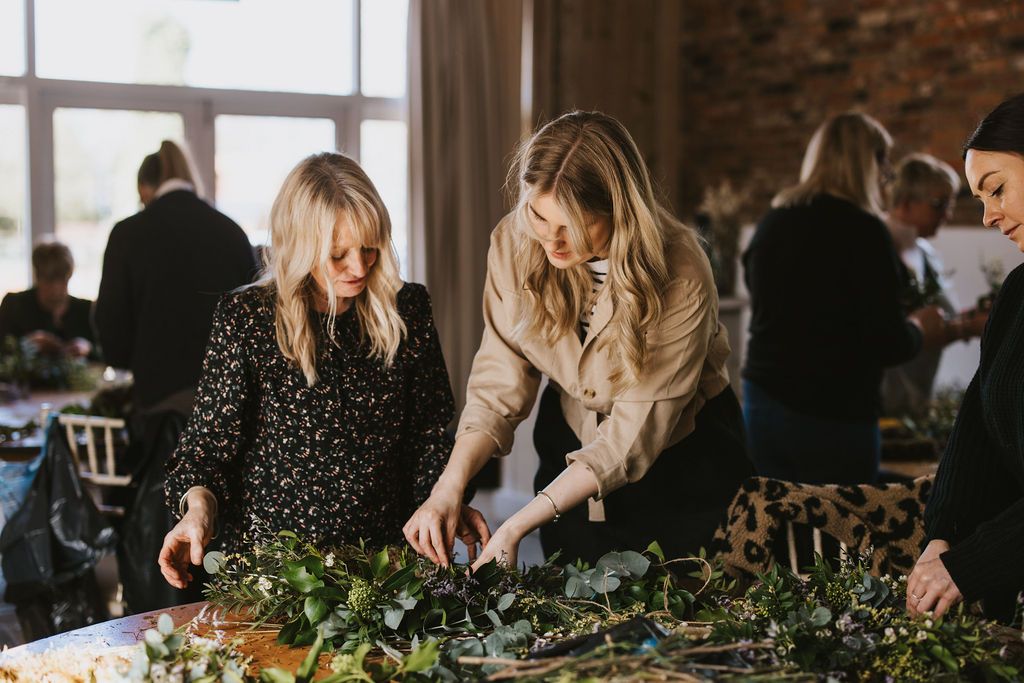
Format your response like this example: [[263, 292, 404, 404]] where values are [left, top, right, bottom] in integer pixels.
[[664, 226, 714, 289], [1000, 262, 1024, 297], [396, 281, 435, 322], [0, 288, 32, 311], [217, 283, 275, 322]]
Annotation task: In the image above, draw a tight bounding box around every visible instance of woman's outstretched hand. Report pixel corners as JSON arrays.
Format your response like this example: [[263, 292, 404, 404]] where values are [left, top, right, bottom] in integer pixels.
[[404, 481, 492, 566], [158, 489, 216, 589]]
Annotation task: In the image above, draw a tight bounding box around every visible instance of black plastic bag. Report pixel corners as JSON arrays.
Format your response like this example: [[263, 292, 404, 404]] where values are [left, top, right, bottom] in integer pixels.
[[117, 410, 209, 613], [0, 415, 117, 637]]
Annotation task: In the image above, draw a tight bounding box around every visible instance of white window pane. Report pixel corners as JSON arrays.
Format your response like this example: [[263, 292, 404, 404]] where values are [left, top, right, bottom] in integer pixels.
[[360, 120, 408, 278], [36, 0, 354, 95], [53, 108, 184, 299], [0, 105, 27, 295], [361, 0, 408, 98], [0, 0, 25, 76], [215, 115, 336, 246]]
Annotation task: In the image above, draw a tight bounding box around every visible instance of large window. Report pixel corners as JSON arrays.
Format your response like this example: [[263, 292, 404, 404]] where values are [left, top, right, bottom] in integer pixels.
[[0, 105, 27, 295], [3, 0, 409, 299], [53, 108, 185, 298], [215, 115, 337, 246], [35, 0, 356, 95]]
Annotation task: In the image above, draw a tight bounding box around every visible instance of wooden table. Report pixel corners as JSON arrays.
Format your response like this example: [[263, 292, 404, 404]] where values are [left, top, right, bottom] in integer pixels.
[[2, 602, 337, 678], [0, 389, 95, 462]]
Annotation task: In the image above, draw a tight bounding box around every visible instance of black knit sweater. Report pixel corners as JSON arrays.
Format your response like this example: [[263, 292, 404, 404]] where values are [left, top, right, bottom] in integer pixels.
[[925, 261, 1024, 619], [742, 194, 923, 420]]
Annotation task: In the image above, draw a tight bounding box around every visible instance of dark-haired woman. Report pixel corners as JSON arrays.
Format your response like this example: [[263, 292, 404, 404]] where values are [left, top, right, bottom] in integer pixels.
[[907, 94, 1024, 621]]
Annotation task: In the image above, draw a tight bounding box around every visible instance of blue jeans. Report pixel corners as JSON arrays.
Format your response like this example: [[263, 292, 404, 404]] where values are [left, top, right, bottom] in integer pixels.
[[742, 379, 880, 485]]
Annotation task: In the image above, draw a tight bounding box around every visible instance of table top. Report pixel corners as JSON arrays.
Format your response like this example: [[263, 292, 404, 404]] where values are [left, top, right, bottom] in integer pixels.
[[3, 601, 336, 678]]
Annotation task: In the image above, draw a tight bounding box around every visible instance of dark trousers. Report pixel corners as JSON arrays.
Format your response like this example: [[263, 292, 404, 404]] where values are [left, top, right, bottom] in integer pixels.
[[742, 379, 880, 485], [532, 384, 754, 565]]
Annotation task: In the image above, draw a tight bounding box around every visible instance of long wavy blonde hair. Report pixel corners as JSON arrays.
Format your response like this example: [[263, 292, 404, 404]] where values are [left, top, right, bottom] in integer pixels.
[[772, 111, 893, 216], [260, 152, 405, 386], [509, 111, 697, 390]]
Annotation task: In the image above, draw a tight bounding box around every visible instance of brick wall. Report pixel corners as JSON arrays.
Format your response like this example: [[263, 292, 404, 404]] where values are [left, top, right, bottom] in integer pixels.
[[534, 0, 1024, 225]]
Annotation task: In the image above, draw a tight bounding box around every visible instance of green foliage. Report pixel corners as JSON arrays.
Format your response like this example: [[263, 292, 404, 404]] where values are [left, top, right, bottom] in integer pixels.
[[200, 527, 1024, 682], [113, 613, 253, 682]]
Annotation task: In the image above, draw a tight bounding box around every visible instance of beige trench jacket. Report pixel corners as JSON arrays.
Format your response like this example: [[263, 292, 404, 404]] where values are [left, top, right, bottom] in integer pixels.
[[455, 217, 731, 520]]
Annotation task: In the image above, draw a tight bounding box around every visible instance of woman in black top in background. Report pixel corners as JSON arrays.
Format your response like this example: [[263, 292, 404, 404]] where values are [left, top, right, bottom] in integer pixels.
[[908, 94, 1024, 622], [742, 112, 946, 485], [95, 141, 257, 413]]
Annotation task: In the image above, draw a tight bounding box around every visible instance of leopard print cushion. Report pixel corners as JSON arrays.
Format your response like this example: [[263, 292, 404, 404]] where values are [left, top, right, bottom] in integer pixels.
[[710, 476, 933, 582]]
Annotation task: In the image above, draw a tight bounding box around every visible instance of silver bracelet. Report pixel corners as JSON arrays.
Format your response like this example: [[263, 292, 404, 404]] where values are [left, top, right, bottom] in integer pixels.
[[180, 486, 219, 538], [537, 490, 561, 522]]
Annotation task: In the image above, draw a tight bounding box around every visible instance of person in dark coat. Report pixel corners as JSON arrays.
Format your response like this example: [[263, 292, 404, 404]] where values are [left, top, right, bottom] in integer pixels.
[[0, 241, 95, 359], [908, 93, 1024, 622], [94, 140, 258, 414], [741, 112, 947, 486]]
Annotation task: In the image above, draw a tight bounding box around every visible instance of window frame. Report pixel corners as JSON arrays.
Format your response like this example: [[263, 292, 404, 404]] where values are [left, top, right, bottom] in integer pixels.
[[0, 0, 410, 290]]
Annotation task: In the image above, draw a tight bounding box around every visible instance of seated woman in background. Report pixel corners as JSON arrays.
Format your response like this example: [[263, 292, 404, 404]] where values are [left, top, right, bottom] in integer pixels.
[[882, 153, 988, 417], [908, 93, 1024, 622], [159, 152, 471, 588], [742, 112, 947, 486], [404, 111, 753, 570], [0, 240, 95, 359]]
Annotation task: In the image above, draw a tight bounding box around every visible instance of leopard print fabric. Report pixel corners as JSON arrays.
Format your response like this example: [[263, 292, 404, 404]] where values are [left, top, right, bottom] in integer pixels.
[[711, 476, 933, 582]]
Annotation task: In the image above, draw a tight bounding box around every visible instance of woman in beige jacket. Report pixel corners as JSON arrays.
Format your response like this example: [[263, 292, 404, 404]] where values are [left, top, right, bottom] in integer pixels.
[[404, 111, 754, 569]]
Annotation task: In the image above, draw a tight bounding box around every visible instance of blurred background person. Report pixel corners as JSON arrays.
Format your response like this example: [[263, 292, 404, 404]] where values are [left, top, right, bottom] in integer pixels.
[[93, 140, 256, 613], [882, 153, 988, 416], [742, 112, 947, 486], [0, 241, 95, 360], [94, 140, 257, 415]]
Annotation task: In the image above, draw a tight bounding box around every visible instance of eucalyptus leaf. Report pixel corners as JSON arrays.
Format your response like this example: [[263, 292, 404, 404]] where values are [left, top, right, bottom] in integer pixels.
[[497, 592, 515, 611], [810, 606, 832, 627], [596, 550, 649, 578], [589, 571, 621, 594], [384, 607, 405, 630], [156, 613, 174, 636], [203, 550, 228, 575], [565, 575, 587, 599]]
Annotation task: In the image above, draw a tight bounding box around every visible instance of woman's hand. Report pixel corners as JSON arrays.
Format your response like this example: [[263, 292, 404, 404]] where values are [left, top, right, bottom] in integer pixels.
[[158, 490, 216, 589], [470, 524, 521, 573], [456, 505, 492, 563], [907, 305, 947, 350], [403, 483, 464, 567], [907, 539, 963, 618]]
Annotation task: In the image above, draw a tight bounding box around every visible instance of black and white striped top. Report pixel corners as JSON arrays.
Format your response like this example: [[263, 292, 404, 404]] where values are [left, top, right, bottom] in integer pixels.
[[579, 258, 609, 340]]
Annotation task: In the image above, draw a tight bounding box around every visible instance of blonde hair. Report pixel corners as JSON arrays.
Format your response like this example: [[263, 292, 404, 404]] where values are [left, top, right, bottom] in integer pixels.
[[773, 111, 892, 216], [508, 110, 700, 390], [890, 153, 961, 205], [259, 152, 406, 386], [137, 140, 204, 195]]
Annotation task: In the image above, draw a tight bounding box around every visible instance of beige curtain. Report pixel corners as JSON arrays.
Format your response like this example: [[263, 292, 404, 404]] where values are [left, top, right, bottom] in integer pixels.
[[409, 0, 525, 417]]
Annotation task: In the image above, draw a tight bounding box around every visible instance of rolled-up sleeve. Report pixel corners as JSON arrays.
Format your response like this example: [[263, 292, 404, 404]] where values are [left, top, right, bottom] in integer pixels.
[[455, 229, 542, 455], [566, 279, 713, 499]]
